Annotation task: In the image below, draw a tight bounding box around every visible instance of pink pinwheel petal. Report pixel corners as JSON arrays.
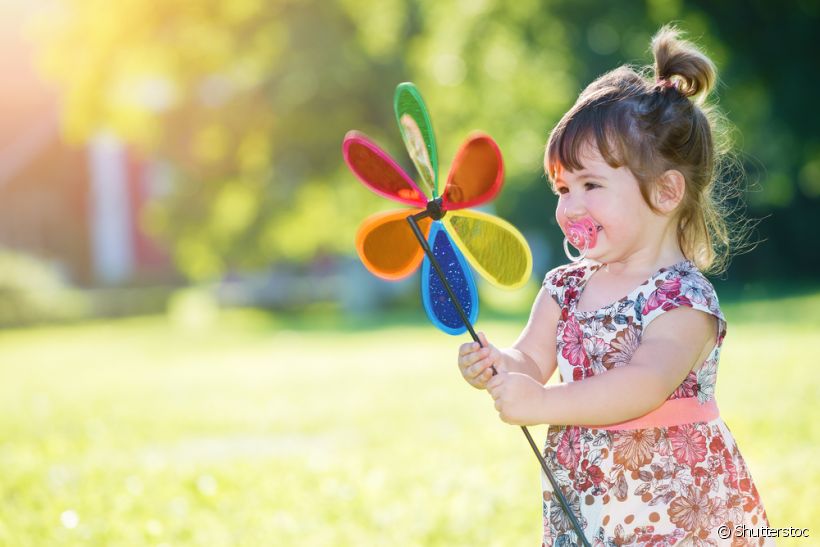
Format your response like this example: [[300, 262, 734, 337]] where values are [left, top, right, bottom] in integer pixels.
[[343, 131, 428, 206]]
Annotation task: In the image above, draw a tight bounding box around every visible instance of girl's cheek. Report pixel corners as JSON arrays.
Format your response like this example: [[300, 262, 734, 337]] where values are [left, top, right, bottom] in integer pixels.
[[586, 194, 608, 216], [555, 210, 567, 230]]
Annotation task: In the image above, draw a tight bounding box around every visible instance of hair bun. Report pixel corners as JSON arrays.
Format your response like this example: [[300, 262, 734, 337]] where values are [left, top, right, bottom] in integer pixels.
[[652, 25, 716, 103]]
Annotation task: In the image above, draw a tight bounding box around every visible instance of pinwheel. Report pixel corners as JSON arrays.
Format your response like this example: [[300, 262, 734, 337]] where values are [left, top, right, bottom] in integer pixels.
[[343, 82, 531, 335], [342, 82, 589, 546]]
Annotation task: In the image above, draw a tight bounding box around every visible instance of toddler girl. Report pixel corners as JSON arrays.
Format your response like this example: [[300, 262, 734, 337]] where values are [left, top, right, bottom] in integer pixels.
[[457, 26, 770, 546]]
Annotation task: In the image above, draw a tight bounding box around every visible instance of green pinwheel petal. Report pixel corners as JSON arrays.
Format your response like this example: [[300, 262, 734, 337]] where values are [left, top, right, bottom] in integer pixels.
[[394, 82, 438, 198]]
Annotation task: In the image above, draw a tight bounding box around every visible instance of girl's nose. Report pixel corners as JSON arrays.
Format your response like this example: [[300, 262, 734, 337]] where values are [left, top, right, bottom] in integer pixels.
[[562, 196, 586, 220]]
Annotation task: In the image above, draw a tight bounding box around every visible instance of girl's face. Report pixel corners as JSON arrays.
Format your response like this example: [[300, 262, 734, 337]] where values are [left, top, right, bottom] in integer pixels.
[[551, 145, 657, 264]]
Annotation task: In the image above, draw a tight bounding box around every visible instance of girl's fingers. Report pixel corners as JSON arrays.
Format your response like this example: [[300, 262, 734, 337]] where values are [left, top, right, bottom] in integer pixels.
[[458, 335, 497, 390], [459, 347, 481, 364], [465, 363, 491, 389], [458, 354, 474, 371], [458, 341, 481, 357], [464, 363, 478, 380], [470, 368, 493, 389], [487, 373, 504, 392], [468, 357, 493, 379], [460, 348, 490, 372]]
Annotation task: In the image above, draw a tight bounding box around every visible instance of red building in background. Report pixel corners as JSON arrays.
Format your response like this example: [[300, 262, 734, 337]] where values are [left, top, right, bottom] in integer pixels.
[[0, 21, 173, 286]]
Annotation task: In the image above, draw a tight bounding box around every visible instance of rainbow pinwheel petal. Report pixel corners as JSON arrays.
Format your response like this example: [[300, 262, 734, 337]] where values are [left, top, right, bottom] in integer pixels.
[[444, 209, 532, 289], [343, 131, 427, 207], [394, 83, 438, 197], [441, 133, 504, 210], [422, 222, 478, 335], [356, 209, 431, 280]]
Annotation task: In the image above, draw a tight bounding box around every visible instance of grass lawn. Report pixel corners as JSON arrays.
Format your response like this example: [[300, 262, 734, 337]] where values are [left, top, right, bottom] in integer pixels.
[[0, 290, 818, 545]]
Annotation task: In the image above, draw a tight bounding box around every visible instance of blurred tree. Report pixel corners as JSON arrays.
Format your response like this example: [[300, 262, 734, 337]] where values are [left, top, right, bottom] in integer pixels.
[[31, 0, 819, 281], [684, 0, 820, 280], [32, 0, 407, 279]]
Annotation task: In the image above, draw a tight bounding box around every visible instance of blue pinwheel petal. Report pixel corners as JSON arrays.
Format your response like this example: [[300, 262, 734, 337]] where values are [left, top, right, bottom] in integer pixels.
[[421, 222, 479, 335]]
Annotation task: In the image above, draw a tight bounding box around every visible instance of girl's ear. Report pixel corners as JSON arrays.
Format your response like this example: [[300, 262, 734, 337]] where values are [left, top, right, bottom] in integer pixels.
[[652, 170, 686, 213]]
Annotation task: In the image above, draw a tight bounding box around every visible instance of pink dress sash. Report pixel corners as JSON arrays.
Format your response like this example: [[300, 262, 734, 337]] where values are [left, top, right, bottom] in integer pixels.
[[590, 398, 719, 431]]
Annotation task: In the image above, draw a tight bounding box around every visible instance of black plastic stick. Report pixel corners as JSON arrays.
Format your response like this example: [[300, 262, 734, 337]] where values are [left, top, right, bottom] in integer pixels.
[[407, 211, 590, 547]]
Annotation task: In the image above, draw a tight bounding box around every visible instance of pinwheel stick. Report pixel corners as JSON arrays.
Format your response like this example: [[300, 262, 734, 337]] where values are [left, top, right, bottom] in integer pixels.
[[407, 209, 590, 547]]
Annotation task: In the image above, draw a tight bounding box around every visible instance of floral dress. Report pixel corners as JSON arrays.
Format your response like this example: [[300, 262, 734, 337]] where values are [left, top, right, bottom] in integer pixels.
[[540, 259, 770, 546]]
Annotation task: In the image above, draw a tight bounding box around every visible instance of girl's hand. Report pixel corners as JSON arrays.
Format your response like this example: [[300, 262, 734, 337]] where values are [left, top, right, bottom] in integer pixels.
[[486, 369, 547, 426], [457, 332, 500, 390]]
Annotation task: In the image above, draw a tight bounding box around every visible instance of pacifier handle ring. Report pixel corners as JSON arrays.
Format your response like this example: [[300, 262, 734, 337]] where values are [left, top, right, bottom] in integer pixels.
[[563, 236, 588, 263]]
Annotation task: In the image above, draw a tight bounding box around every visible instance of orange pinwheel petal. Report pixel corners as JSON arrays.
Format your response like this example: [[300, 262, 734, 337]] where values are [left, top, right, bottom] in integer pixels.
[[441, 133, 503, 210], [356, 209, 431, 280]]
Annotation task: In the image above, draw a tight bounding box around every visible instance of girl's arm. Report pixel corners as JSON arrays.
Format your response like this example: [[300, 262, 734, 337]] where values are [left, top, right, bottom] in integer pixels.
[[458, 287, 560, 387], [507, 287, 561, 384], [487, 306, 716, 426]]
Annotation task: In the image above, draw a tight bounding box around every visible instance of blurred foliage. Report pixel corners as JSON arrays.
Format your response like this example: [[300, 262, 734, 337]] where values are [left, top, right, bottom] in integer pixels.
[[30, 0, 819, 281], [0, 250, 88, 326], [0, 248, 186, 324]]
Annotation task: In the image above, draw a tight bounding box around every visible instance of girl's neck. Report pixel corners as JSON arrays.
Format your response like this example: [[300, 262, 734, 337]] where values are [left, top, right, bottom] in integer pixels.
[[599, 252, 686, 277], [598, 215, 686, 277]]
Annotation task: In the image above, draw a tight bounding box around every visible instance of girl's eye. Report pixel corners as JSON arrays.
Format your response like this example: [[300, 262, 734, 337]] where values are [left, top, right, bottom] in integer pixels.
[[554, 187, 568, 195], [584, 182, 600, 190]]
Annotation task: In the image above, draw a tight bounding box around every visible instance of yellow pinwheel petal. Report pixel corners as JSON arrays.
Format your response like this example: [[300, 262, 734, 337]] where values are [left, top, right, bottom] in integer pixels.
[[443, 209, 532, 289]]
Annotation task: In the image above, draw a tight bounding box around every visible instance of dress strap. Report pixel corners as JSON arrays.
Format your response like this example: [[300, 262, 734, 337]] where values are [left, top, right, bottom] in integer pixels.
[[638, 261, 726, 344], [542, 260, 600, 309]]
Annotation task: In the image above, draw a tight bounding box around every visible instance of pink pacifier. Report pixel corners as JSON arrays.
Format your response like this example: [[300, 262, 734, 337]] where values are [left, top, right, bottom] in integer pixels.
[[563, 218, 598, 262]]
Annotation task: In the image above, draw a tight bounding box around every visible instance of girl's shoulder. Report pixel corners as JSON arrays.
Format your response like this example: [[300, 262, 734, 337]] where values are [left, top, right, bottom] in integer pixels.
[[638, 260, 726, 337], [644, 261, 722, 312]]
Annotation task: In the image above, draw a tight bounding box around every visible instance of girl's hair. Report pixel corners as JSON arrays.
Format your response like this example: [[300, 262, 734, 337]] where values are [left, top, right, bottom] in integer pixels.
[[546, 25, 743, 274]]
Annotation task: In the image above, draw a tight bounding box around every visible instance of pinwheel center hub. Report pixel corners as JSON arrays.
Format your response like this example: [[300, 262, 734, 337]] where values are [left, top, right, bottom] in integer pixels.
[[425, 197, 445, 221]]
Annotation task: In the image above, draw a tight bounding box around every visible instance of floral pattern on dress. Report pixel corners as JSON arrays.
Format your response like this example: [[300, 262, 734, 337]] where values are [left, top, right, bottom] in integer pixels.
[[540, 259, 770, 546]]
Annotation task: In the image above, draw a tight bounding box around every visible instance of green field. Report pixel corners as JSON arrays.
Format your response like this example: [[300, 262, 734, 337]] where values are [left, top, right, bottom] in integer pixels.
[[0, 291, 818, 546]]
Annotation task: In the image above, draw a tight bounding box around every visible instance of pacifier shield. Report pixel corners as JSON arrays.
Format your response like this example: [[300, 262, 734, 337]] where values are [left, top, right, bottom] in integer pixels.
[[565, 218, 598, 250], [562, 218, 598, 262]]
